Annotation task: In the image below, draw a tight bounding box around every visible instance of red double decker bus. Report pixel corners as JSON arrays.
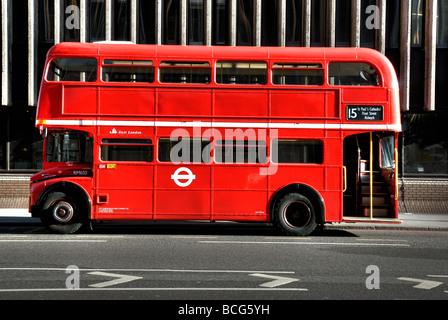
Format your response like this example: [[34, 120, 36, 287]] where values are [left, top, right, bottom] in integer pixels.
[[30, 42, 401, 235]]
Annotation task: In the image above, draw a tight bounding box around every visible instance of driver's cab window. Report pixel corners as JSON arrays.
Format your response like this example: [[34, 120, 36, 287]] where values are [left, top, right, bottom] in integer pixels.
[[46, 132, 93, 163]]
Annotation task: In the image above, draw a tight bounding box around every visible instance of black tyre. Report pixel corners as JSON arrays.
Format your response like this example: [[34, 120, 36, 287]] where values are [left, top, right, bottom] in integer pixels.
[[275, 193, 317, 236], [40, 192, 86, 234]]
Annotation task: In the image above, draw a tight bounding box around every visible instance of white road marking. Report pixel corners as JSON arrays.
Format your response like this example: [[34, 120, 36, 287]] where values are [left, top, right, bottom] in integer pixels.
[[0, 267, 295, 274], [0, 268, 306, 292], [0, 287, 307, 293], [250, 273, 299, 288], [397, 277, 443, 289], [88, 272, 143, 288], [0, 239, 107, 243], [199, 240, 410, 247]]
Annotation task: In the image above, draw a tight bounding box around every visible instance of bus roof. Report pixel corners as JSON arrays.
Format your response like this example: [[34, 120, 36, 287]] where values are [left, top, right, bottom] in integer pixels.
[[46, 42, 398, 88], [48, 42, 384, 61]]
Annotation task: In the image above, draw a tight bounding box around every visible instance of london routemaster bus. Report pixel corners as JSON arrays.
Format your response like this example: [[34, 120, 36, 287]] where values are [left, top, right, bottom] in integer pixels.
[[29, 42, 401, 235]]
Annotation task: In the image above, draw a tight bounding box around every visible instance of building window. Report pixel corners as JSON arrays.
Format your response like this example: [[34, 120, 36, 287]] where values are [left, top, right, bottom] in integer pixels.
[[213, 0, 228, 45], [335, 0, 351, 47], [139, 0, 156, 44], [237, 0, 253, 46], [0, 113, 5, 170], [8, 108, 44, 170], [311, 0, 325, 46], [261, 0, 277, 46], [403, 113, 448, 175], [64, 0, 80, 42], [411, 0, 424, 47], [189, 0, 205, 45], [40, 0, 54, 42], [165, 0, 179, 44], [386, 0, 400, 49], [115, 0, 130, 40], [437, 0, 448, 48], [90, 0, 105, 41], [286, 0, 302, 47], [360, 0, 376, 48]]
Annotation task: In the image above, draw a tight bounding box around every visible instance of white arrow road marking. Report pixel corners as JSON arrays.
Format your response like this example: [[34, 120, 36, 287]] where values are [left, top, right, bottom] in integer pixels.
[[250, 273, 299, 288], [88, 272, 143, 288], [397, 277, 443, 290]]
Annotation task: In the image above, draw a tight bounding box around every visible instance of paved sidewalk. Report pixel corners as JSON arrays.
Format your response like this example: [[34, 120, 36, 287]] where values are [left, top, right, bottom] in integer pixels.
[[0, 209, 40, 224], [1, 209, 448, 232], [326, 213, 448, 232]]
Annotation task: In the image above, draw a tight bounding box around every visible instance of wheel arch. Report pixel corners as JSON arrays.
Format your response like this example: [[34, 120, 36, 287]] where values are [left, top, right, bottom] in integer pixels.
[[35, 181, 92, 220], [269, 183, 325, 225]]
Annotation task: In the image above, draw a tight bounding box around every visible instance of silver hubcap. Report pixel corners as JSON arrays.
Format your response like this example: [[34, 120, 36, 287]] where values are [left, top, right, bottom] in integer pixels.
[[52, 201, 74, 223], [283, 201, 312, 229]]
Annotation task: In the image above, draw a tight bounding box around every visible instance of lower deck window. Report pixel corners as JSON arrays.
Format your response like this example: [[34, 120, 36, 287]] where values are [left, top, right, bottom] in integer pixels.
[[272, 140, 323, 164], [101, 139, 153, 162], [158, 138, 211, 163], [215, 140, 267, 164]]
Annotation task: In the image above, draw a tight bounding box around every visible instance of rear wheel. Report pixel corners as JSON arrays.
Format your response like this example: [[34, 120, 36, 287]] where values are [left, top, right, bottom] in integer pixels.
[[40, 192, 86, 234], [275, 193, 317, 236]]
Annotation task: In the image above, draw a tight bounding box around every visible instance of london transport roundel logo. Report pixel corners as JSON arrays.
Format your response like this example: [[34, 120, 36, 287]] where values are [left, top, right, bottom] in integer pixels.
[[171, 167, 196, 187]]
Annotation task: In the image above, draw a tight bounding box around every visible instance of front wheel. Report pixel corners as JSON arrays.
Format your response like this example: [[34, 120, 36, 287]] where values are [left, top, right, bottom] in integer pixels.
[[275, 193, 317, 236], [40, 192, 86, 234]]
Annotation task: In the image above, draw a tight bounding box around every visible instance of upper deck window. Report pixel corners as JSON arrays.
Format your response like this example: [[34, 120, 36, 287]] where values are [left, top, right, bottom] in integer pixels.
[[47, 58, 97, 82], [102, 60, 155, 83], [328, 62, 380, 86], [216, 61, 268, 85], [272, 63, 324, 85], [159, 61, 211, 84]]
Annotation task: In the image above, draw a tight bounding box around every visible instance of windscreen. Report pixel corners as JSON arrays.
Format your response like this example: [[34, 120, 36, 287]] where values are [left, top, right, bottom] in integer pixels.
[[46, 132, 93, 163]]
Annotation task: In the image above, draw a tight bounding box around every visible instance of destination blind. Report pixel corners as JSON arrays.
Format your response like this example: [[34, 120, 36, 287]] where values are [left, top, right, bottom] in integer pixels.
[[346, 105, 383, 121]]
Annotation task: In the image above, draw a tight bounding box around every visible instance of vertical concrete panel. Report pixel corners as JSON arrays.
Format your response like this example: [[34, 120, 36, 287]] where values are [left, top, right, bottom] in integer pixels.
[[424, 0, 437, 111], [400, 0, 411, 111], [1, 0, 12, 106]]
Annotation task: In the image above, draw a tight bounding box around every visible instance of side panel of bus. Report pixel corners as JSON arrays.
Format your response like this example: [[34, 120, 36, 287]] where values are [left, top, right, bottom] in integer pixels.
[[94, 128, 155, 219]]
